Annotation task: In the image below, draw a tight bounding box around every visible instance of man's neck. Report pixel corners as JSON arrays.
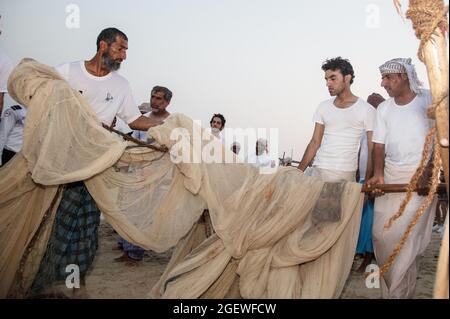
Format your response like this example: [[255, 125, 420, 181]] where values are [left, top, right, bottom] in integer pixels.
[[394, 89, 416, 106], [334, 89, 357, 108], [85, 54, 110, 77], [152, 110, 170, 119]]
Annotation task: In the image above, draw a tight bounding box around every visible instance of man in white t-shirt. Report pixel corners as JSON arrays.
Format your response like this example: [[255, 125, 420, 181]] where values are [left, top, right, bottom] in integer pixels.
[[0, 104, 26, 166], [298, 57, 376, 183], [31, 28, 164, 294], [367, 58, 435, 299], [54, 33, 162, 130], [132, 86, 172, 142], [246, 138, 276, 169], [0, 14, 15, 117], [0, 51, 13, 117], [116, 86, 172, 264], [207, 113, 226, 143]]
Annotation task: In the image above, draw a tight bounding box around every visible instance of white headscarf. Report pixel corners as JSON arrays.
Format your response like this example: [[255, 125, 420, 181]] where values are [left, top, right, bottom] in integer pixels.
[[379, 58, 423, 94]]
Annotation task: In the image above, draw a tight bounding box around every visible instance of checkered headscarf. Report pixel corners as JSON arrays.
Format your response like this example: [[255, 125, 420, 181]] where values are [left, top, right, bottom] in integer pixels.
[[379, 58, 423, 94]]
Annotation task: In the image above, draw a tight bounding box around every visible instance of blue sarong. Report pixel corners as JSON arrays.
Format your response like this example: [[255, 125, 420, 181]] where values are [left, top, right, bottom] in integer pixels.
[[356, 180, 374, 254]]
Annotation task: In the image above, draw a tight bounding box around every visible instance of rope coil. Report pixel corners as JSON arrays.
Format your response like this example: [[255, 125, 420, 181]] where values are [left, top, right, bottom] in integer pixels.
[[406, 0, 449, 62]]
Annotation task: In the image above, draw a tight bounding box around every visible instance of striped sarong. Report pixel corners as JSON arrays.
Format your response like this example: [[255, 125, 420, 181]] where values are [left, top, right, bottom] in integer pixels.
[[31, 182, 100, 292]]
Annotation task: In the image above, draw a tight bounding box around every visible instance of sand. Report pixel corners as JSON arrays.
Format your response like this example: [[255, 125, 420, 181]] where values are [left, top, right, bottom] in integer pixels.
[[54, 220, 443, 299]]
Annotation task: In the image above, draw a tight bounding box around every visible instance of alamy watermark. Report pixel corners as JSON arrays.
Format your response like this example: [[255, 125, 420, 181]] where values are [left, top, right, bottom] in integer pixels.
[[365, 4, 381, 29], [159, 121, 280, 175], [65, 4, 80, 29], [65, 264, 80, 289], [365, 264, 380, 289]]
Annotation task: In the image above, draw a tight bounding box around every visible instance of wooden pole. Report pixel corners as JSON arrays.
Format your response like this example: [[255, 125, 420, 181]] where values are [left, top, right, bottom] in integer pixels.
[[101, 123, 168, 153], [406, 0, 449, 299], [361, 183, 446, 194]]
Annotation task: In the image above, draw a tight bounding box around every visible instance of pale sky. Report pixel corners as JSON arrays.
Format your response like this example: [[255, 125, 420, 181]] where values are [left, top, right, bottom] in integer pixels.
[[1, 0, 445, 160]]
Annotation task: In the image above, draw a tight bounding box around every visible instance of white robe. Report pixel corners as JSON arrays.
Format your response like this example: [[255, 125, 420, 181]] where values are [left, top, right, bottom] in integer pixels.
[[372, 163, 436, 298]]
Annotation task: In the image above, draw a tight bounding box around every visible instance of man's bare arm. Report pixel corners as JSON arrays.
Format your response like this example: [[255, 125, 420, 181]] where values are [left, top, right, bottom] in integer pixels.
[[364, 131, 374, 181], [367, 143, 385, 197], [128, 115, 164, 131], [297, 123, 325, 171]]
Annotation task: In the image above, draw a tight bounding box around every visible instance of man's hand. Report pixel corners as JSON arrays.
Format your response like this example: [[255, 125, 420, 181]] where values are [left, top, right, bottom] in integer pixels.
[[366, 175, 385, 197], [367, 93, 385, 108]]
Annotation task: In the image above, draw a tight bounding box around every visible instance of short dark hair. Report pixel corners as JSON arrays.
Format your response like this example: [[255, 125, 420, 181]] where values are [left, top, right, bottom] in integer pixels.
[[96, 28, 128, 52], [152, 86, 173, 102], [321, 57, 355, 84], [210, 113, 226, 128]]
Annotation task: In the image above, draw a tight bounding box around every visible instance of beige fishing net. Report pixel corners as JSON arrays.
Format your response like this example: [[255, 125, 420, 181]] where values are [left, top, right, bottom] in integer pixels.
[[0, 59, 364, 299]]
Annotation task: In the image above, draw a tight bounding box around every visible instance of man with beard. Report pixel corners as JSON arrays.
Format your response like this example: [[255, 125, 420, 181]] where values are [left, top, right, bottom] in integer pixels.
[[30, 28, 164, 296], [297, 57, 375, 183], [54, 28, 161, 130]]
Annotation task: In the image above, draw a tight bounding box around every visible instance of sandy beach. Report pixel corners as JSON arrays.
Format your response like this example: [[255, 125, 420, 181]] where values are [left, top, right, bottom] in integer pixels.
[[52, 220, 442, 299]]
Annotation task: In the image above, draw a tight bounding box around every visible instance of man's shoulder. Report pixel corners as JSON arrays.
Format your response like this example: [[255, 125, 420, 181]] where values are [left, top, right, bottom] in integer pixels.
[[316, 98, 335, 110], [417, 89, 432, 104], [54, 61, 80, 79], [110, 71, 130, 86], [55, 60, 80, 70]]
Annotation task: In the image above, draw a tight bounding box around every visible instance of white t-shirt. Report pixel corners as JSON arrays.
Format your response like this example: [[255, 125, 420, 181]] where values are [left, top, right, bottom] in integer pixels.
[[246, 152, 275, 168], [358, 133, 368, 181], [206, 127, 226, 144], [0, 51, 13, 94], [372, 91, 432, 167], [0, 105, 26, 162], [55, 61, 141, 126], [312, 97, 375, 172], [0, 51, 15, 116], [132, 111, 152, 142]]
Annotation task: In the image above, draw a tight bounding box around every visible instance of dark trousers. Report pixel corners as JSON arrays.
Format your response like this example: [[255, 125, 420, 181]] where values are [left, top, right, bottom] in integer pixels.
[[1, 149, 16, 166]]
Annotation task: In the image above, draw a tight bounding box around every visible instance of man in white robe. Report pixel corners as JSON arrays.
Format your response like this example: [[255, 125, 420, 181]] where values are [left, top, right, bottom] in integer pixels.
[[367, 58, 436, 299]]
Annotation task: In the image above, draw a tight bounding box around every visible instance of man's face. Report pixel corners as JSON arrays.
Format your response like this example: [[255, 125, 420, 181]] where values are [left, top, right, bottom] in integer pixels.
[[324, 69, 347, 96], [211, 117, 223, 131], [101, 36, 128, 71], [381, 73, 408, 97], [150, 91, 169, 113], [256, 140, 267, 154]]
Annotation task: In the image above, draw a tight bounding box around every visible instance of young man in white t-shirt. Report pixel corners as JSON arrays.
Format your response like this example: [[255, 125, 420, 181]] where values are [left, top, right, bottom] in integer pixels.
[[207, 113, 226, 144], [298, 57, 376, 182], [367, 58, 435, 299]]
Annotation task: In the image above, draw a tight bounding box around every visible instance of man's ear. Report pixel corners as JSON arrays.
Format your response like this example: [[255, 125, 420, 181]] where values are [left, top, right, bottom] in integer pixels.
[[344, 74, 352, 85], [98, 40, 108, 53]]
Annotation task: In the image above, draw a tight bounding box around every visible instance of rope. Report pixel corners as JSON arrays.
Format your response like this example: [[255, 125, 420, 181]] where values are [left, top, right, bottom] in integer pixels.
[[379, 133, 442, 278], [426, 94, 448, 119], [406, 0, 449, 62]]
